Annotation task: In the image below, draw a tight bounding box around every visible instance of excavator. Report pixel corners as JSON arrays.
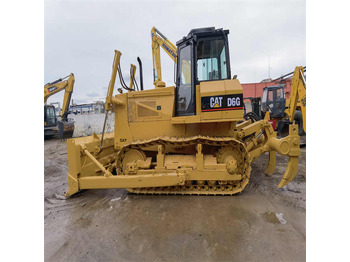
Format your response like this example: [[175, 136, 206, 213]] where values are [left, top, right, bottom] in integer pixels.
[[44, 73, 75, 139], [65, 27, 301, 197], [261, 67, 306, 137]]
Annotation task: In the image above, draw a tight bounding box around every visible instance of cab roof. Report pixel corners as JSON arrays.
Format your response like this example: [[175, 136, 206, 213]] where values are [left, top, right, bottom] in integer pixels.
[[176, 27, 229, 46]]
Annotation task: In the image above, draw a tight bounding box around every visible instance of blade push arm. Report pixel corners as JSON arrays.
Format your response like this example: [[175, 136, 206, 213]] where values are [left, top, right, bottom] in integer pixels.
[[151, 27, 177, 87]]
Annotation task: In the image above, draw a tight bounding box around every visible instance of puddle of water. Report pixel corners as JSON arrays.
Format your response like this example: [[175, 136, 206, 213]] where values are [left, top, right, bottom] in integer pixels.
[[276, 213, 287, 224], [261, 211, 287, 224]]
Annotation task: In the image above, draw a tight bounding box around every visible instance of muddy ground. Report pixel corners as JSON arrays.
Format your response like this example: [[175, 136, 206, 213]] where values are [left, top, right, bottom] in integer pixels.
[[44, 137, 306, 262]]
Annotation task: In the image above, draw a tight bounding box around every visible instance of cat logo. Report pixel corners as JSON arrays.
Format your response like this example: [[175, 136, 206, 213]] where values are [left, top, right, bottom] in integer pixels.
[[210, 97, 223, 108], [201, 94, 243, 112]]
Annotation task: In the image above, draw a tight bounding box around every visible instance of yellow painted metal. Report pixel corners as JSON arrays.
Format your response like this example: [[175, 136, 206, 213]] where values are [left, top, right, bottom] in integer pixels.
[[65, 31, 302, 197], [44, 73, 75, 119], [285, 66, 306, 131], [151, 27, 177, 87], [105, 50, 122, 111], [79, 173, 186, 190], [44, 73, 75, 138], [44, 74, 74, 102]]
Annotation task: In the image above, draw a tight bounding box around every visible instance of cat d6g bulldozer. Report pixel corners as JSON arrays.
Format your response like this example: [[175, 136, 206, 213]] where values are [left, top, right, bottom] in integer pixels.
[[65, 27, 301, 197]]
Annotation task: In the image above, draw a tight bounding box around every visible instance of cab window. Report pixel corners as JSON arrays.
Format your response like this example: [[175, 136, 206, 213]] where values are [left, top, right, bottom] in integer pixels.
[[196, 38, 228, 81], [268, 90, 273, 101], [47, 107, 56, 118], [276, 88, 284, 100], [177, 45, 193, 114]]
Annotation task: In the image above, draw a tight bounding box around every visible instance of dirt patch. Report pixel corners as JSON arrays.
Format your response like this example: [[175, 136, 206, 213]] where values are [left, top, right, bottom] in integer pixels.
[[44, 136, 306, 261]]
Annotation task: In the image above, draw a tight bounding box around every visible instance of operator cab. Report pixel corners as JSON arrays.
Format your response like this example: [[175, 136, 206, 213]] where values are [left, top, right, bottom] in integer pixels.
[[44, 105, 57, 127], [175, 27, 231, 116], [261, 85, 286, 118], [243, 97, 262, 119]]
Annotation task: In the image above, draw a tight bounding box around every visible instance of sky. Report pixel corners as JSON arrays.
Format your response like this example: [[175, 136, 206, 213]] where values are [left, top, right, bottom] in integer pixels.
[[45, 0, 305, 105]]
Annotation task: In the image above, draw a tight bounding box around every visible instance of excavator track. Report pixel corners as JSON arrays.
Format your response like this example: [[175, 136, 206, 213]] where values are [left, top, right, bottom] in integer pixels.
[[115, 135, 252, 195]]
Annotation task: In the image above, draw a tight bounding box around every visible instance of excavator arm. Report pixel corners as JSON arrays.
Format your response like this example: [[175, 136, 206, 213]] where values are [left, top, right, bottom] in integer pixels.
[[151, 27, 177, 87], [286, 66, 306, 131], [44, 73, 75, 121]]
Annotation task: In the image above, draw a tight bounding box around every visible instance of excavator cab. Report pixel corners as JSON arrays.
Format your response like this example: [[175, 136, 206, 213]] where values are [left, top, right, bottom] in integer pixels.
[[243, 97, 262, 119], [44, 105, 58, 137], [175, 27, 231, 116]]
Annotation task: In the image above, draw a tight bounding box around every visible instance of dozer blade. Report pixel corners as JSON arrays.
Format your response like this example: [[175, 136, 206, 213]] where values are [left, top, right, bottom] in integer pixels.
[[64, 133, 188, 197], [65, 132, 116, 197], [278, 156, 299, 188]]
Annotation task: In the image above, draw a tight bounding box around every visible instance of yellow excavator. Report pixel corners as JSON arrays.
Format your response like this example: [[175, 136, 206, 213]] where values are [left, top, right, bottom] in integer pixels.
[[261, 67, 306, 137], [280, 66, 306, 136], [44, 73, 75, 139], [65, 27, 301, 197]]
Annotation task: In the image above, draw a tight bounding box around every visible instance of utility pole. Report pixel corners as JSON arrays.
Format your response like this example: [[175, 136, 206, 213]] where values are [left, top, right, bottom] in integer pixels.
[[268, 54, 271, 79]]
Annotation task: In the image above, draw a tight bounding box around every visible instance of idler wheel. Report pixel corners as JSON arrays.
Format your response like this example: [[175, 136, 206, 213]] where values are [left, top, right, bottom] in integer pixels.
[[121, 149, 146, 175]]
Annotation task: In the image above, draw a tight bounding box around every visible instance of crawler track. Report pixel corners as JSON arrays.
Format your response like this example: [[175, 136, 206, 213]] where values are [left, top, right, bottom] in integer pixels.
[[116, 135, 252, 195]]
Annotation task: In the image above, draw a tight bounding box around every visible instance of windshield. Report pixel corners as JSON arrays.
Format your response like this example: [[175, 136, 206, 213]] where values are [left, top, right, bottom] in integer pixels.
[[45, 106, 56, 126], [196, 38, 228, 81], [276, 88, 284, 100], [47, 106, 56, 118]]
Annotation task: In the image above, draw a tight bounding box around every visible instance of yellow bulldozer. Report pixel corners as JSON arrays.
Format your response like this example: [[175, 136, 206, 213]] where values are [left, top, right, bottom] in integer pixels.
[[65, 27, 302, 197]]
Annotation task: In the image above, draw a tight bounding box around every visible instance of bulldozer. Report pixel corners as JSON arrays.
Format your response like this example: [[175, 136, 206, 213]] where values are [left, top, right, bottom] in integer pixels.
[[65, 27, 301, 197]]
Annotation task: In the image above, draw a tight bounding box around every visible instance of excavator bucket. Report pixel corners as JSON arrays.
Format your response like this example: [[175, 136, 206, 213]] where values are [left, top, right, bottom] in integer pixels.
[[57, 120, 75, 139]]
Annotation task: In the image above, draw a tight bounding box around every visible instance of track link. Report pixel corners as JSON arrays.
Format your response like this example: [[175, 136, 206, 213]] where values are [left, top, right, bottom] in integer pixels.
[[116, 135, 251, 195]]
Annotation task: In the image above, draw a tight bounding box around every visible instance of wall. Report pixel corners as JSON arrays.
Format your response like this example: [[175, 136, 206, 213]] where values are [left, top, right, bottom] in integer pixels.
[[242, 79, 292, 99], [69, 113, 115, 137]]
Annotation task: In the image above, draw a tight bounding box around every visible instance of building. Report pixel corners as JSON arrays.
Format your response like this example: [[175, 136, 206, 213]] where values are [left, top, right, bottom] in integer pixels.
[[69, 101, 105, 115], [241, 77, 292, 100]]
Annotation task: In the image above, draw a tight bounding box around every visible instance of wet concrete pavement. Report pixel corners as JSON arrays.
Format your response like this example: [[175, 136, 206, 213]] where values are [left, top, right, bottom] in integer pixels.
[[44, 139, 306, 261]]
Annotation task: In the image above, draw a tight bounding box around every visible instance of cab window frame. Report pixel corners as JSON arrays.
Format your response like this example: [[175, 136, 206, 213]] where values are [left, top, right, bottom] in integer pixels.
[[175, 40, 196, 116], [195, 36, 231, 83]]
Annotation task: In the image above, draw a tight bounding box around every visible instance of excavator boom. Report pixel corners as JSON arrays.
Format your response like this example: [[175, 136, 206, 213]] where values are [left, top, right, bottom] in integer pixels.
[[151, 27, 177, 87], [287, 66, 306, 131]]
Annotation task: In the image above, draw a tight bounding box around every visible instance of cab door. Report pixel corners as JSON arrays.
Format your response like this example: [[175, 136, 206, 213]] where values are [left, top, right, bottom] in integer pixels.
[[44, 105, 57, 127], [175, 42, 195, 116]]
